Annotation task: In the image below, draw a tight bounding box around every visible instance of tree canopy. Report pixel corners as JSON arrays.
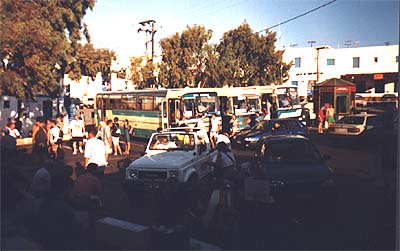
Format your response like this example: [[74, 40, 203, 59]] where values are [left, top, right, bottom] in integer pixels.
[[0, 0, 115, 99], [136, 22, 291, 88]]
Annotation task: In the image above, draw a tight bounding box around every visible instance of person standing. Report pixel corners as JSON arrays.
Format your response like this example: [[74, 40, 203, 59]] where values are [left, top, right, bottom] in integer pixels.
[[103, 119, 113, 163], [210, 113, 221, 149], [318, 104, 327, 134], [48, 120, 60, 159], [84, 128, 107, 171], [32, 118, 48, 163], [111, 117, 122, 156], [326, 103, 335, 128], [69, 114, 85, 155], [123, 119, 132, 155]]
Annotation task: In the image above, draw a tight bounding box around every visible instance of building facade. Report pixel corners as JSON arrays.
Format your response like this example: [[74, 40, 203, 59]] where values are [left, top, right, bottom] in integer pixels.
[[282, 44, 399, 98]]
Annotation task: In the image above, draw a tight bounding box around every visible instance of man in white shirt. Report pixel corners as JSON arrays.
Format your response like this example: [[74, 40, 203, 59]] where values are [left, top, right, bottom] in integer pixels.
[[69, 114, 85, 155], [84, 128, 107, 171]]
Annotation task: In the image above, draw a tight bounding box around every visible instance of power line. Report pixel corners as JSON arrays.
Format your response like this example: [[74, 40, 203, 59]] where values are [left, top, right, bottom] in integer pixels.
[[258, 0, 337, 33]]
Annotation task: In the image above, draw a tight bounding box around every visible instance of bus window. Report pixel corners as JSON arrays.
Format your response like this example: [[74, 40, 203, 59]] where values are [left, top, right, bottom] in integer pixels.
[[138, 96, 154, 111], [155, 96, 163, 111], [127, 95, 136, 110], [110, 97, 122, 110], [121, 95, 128, 109], [162, 101, 167, 118]]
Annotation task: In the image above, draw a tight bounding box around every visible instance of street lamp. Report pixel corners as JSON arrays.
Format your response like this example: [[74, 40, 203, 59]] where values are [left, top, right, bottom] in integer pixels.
[[308, 40, 316, 47]]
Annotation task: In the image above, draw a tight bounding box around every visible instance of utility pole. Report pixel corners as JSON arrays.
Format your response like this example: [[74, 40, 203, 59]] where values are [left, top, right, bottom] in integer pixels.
[[138, 20, 157, 62]]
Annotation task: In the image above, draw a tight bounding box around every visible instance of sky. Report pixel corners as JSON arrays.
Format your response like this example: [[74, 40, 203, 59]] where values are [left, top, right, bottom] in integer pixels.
[[83, 0, 399, 66]]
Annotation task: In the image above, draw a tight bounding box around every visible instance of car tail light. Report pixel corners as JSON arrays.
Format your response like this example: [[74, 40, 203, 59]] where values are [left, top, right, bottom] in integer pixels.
[[347, 128, 360, 133]]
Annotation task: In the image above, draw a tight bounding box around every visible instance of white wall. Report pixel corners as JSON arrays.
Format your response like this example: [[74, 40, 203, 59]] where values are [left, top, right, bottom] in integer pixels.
[[283, 44, 399, 95]]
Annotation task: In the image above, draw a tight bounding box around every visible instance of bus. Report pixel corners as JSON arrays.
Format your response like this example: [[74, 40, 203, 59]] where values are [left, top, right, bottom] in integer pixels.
[[94, 85, 307, 139], [355, 92, 398, 111]]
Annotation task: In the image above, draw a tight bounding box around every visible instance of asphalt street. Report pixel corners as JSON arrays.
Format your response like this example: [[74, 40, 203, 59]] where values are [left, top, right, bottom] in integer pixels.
[[5, 130, 398, 250]]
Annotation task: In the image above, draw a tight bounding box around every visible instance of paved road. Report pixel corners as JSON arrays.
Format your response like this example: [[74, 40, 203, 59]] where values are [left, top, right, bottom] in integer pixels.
[[6, 131, 397, 250]]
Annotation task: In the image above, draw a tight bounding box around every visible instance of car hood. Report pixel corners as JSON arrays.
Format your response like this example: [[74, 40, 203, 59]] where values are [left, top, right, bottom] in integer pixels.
[[264, 162, 334, 184], [128, 151, 196, 170]]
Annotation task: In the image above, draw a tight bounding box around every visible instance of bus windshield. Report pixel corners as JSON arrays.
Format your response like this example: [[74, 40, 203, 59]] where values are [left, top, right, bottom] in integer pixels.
[[276, 87, 300, 108], [181, 92, 218, 118]]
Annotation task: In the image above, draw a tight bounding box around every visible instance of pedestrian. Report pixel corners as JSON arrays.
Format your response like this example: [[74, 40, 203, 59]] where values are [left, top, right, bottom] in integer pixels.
[[229, 115, 240, 137], [326, 103, 335, 128], [123, 119, 132, 155], [69, 114, 85, 155], [318, 104, 327, 134], [32, 117, 48, 163], [96, 116, 107, 140], [84, 128, 107, 171], [48, 120, 60, 159], [210, 113, 221, 149], [111, 117, 122, 156], [103, 119, 113, 163]]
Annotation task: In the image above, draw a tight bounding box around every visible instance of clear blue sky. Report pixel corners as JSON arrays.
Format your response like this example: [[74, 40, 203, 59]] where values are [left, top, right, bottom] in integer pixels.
[[83, 0, 399, 64]]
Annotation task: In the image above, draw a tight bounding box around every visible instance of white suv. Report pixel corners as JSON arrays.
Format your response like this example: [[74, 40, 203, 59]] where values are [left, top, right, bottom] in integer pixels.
[[125, 127, 216, 189]]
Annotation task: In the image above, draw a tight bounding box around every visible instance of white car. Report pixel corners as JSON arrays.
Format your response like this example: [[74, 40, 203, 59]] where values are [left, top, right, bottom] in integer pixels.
[[326, 113, 383, 136], [125, 127, 216, 189]]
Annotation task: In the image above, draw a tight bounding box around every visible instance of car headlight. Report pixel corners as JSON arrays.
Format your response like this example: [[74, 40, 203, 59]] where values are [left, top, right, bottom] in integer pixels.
[[244, 137, 258, 142], [169, 170, 179, 178], [128, 169, 138, 179]]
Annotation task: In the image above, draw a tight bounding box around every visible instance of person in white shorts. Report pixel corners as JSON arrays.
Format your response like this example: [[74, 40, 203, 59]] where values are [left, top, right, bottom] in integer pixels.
[[69, 114, 85, 155], [210, 113, 221, 149]]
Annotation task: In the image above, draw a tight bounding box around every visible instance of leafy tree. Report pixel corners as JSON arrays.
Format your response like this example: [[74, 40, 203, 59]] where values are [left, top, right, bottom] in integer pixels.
[[0, 0, 101, 99], [67, 43, 116, 83], [158, 25, 212, 88], [216, 22, 292, 87]]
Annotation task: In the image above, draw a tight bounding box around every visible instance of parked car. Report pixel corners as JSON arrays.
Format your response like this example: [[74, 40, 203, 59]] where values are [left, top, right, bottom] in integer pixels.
[[124, 127, 216, 191], [254, 135, 335, 199], [326, 113, 383, 136], [232, 119, 309, 150]]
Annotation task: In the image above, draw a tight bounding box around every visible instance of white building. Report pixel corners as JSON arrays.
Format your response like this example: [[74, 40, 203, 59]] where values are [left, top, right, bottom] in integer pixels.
[[282, 44, 399, 97]]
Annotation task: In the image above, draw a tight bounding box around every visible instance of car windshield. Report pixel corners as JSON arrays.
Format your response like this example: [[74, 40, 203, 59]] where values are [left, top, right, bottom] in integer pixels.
[[336, 116, 364, 125], [262, 140, 321, 164], [149, 133, 195, 151]]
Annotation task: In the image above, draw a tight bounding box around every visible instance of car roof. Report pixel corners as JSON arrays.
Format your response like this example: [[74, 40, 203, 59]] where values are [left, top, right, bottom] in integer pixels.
[[343, 113, 377, 117]]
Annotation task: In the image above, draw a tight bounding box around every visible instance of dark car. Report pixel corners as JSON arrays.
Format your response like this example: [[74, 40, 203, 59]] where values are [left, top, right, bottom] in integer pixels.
[[254, 135, 335, 199], [232, 119, 309, 150]]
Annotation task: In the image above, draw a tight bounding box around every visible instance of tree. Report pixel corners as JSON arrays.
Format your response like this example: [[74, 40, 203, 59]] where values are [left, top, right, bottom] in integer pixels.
[[216, 22, 291, 87], [158, 25, 212, 88], [67, 43, 116, 83], [0, 0, 96, 99]]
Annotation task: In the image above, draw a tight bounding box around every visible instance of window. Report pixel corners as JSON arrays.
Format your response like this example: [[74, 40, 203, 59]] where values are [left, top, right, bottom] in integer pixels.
[[138, 95, 154, 111], [291, 81, 298, 86], [396, 56, 398, 63], [374, 57, 378, 63], [327, 59, 335, 66], [353, 57, 360, 68], [3, 100, 10, 109], [294, 57, 301, 68]]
